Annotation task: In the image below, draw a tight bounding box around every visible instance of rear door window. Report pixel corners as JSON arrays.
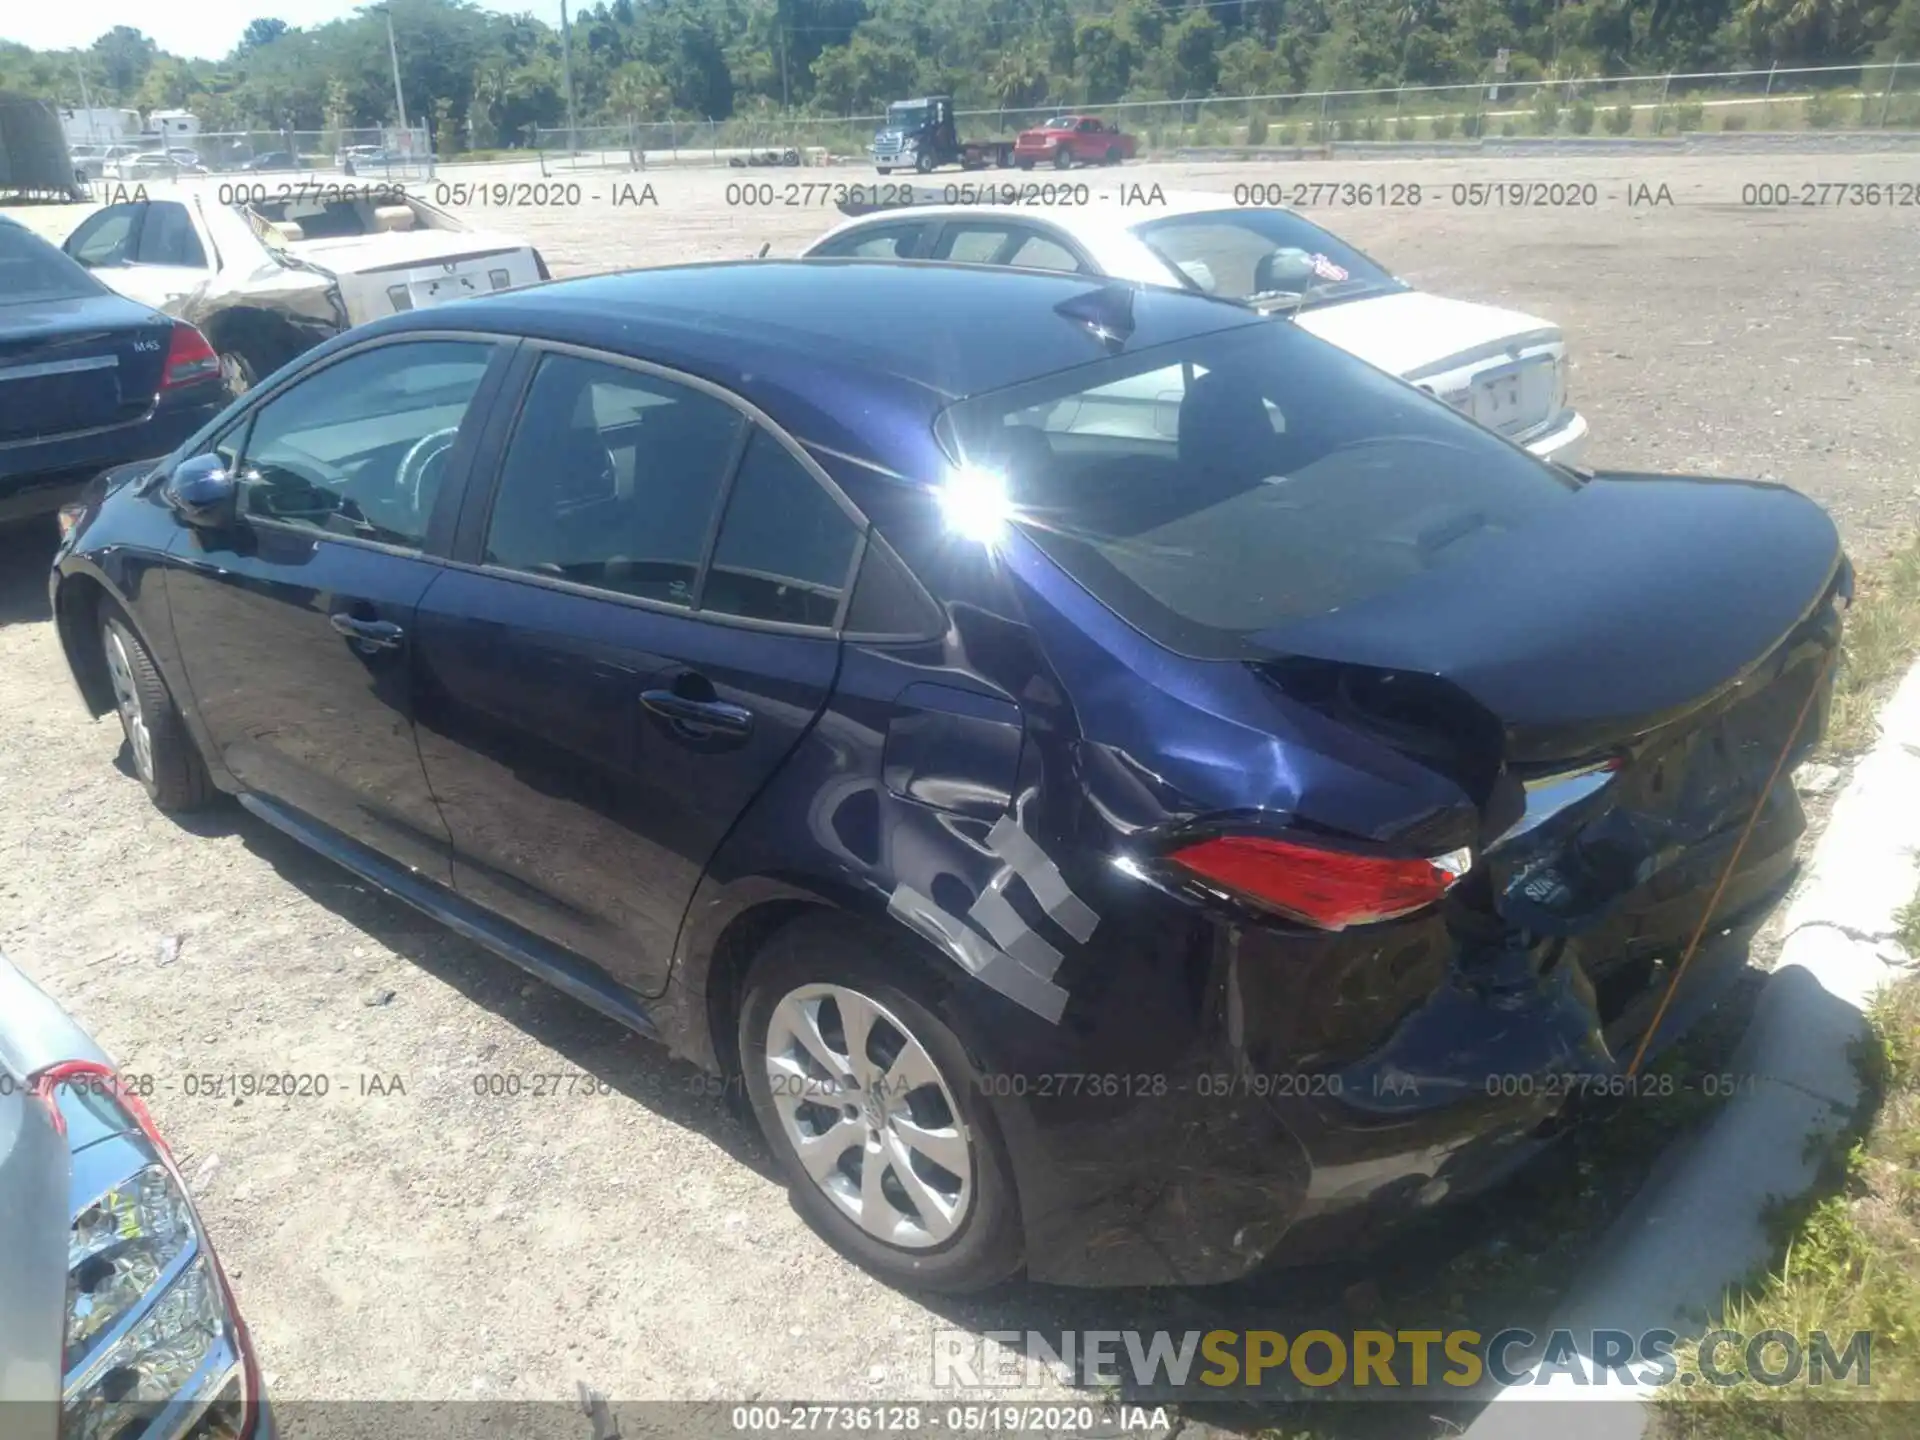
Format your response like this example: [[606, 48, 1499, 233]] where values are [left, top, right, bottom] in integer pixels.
[[931, 223, 1028, 265], [1006, 233, 1085, 273], [483, 353, 747, 606], [133, 202, 208, 269], [702, 431, 860, 628], [814, 222, 929, 259]]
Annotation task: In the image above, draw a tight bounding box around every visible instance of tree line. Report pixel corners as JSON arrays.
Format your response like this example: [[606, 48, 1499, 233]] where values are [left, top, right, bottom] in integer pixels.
[[3, 0, 1915, 149]]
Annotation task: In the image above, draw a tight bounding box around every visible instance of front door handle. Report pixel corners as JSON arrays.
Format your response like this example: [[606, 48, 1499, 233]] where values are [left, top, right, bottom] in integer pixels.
[[641, 689, 754, 739], [329, 613, 405, 651]]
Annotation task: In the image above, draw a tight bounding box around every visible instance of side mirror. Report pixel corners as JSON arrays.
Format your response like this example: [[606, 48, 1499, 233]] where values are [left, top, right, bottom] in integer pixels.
[[164, 453, 239, 528]]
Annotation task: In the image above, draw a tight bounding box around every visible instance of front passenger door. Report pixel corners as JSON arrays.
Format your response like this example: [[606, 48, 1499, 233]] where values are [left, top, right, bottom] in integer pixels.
[[164, 338, 506, 880]]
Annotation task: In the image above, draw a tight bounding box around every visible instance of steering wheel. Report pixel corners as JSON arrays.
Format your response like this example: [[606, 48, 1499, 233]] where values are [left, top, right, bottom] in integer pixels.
[[397, 428, 460, 518]]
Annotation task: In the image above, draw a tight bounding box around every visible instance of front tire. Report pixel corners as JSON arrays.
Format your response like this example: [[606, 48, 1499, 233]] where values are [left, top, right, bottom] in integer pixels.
[[1053, 147, 1073, 170], [875, 166, 892, 175], [739, 916, 1024, 1293], [1016, 158, 1034, 171], [100, 603, 215, 812], [914, 151, 934, 174]]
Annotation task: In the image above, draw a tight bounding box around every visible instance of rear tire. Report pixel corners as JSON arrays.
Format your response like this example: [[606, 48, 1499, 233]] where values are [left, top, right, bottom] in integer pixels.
[[217, 347, 261, 397], [99, 603, 215, 813], [1104, 146, 1121, 165], [738, 915, 1024, 1293]]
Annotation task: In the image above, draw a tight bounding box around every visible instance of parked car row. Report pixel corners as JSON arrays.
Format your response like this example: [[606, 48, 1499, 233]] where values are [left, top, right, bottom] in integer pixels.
[[6, 175, 1845, 1343]]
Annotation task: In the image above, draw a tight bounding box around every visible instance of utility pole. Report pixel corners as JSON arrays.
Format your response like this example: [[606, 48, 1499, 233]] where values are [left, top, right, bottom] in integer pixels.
[[73, 55, 97, 145], [560, 0, 580, 152], [383, 4, 409, 133]]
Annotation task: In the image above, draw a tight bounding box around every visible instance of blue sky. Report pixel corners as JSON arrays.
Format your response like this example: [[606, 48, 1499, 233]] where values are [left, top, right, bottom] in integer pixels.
[[8, 2, 559, 62]]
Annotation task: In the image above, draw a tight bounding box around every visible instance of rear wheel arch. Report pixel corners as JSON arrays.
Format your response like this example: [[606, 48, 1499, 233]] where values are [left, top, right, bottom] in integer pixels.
[[700, 893, 970, 1085], [199, 308, 307, 392], [730, 906, 1026, 1290]]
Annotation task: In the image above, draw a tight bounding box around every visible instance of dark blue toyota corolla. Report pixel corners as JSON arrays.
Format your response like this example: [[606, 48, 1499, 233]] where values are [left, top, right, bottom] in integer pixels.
[[50, 259, 1846, 1292]]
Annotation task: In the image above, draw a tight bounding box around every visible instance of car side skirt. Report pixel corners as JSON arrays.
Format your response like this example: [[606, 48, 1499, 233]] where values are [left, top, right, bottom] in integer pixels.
[[235, 793, 663, 1041]]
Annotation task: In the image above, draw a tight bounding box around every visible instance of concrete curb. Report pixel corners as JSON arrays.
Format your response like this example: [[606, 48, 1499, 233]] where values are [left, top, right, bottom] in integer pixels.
[[1459, 659, 1920, 1437]]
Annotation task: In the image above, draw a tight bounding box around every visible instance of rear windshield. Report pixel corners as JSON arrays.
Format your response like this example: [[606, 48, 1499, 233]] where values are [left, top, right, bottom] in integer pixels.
[[1133, 209, 1402, 308], [935, 319, 1576, 659], [0, 221, 104, 304]]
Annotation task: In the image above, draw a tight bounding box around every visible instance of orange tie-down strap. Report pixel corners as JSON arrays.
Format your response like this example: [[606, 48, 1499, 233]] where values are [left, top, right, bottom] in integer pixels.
[[1624, 644, 1839, 1078]]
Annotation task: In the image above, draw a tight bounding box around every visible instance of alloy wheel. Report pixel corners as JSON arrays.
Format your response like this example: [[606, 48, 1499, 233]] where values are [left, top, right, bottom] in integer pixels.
[[219, 351, 256, 396], [104, 627, 154, 784], [763, 983, 973, 1249]]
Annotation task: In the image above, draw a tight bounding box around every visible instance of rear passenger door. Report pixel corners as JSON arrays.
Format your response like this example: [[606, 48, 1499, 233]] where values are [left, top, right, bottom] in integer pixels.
[[412, 347, 864, 997]]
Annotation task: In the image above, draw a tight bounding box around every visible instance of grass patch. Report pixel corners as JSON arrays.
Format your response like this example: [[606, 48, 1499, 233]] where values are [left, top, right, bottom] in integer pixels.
[[1652, 975, 1920, 1438], [1824, 536, 1920, 757]]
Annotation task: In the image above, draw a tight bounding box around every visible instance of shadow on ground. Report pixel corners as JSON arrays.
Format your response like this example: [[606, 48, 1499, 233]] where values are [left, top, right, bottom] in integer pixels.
[[161, 790, 1773, 1440], [0, 518, 57, 627]]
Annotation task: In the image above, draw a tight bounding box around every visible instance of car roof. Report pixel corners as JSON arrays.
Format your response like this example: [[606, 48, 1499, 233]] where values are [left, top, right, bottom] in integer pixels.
[[813, 193, 1288, 257], [375, 257, 1265, 474], [403, 258, 1259, 397]]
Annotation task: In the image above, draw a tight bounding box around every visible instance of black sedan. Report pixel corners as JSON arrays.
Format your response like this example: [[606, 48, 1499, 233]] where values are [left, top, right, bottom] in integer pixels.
[[0, 215, 228, 528], [50, 260, 1844, 1292]]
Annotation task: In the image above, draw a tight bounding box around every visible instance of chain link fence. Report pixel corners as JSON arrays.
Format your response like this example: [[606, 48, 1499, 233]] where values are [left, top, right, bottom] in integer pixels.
[[75, 125, 434, 179], [528, 120, 830, 172], [505, 60, 1916, 172]]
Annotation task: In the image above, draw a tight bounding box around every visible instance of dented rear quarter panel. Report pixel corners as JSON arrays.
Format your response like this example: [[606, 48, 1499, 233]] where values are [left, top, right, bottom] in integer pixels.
[[664, 448, 1844, 1284]]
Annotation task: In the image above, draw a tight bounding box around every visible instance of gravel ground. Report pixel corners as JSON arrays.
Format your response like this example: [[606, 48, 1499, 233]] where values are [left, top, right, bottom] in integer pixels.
[[1, 151, 1917, 1414]]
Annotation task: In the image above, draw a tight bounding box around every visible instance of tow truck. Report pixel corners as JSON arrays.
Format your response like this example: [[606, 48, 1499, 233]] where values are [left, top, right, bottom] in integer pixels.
[[869, 96, 1015, 174]]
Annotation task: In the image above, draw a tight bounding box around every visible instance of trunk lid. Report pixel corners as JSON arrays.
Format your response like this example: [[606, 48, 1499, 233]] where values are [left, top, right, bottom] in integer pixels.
[[1293, 291, 1569, 444], [308, 234, 542, 324], [0, 293, 174, 443], [1251, 473, 1842, 763], [1252, 472, 1844, 943], [1292, 289, 1560, 379]]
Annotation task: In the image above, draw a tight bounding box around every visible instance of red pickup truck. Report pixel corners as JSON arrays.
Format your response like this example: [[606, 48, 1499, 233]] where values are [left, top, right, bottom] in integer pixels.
[[1012, 115, 1137, 170]]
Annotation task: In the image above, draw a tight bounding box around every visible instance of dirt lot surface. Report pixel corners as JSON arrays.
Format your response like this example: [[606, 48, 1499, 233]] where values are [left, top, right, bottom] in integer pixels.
[[2, 151, 1917, 1417]]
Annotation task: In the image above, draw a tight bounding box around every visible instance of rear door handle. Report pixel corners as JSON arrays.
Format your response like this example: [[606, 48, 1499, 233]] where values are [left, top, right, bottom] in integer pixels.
[[329, 613, 405, 651], [641, 689, 754, 738]]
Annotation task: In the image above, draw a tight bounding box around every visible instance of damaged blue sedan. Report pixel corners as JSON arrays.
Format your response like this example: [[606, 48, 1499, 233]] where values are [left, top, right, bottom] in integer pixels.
[[48, 259, 1846, 1291]]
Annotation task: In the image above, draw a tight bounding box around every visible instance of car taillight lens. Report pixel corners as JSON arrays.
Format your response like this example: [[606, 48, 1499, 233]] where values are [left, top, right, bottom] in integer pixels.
[[487, 268, 511, 291], [160, 325, 221, 391], [1165, 834, 1473, 930], [33, 1061, 260, 1440]]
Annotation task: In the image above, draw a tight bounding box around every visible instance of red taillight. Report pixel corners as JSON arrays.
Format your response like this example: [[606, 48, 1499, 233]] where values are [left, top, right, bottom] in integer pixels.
[[1165, 834, 1473, 930], [161, 322, 221, 390]]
